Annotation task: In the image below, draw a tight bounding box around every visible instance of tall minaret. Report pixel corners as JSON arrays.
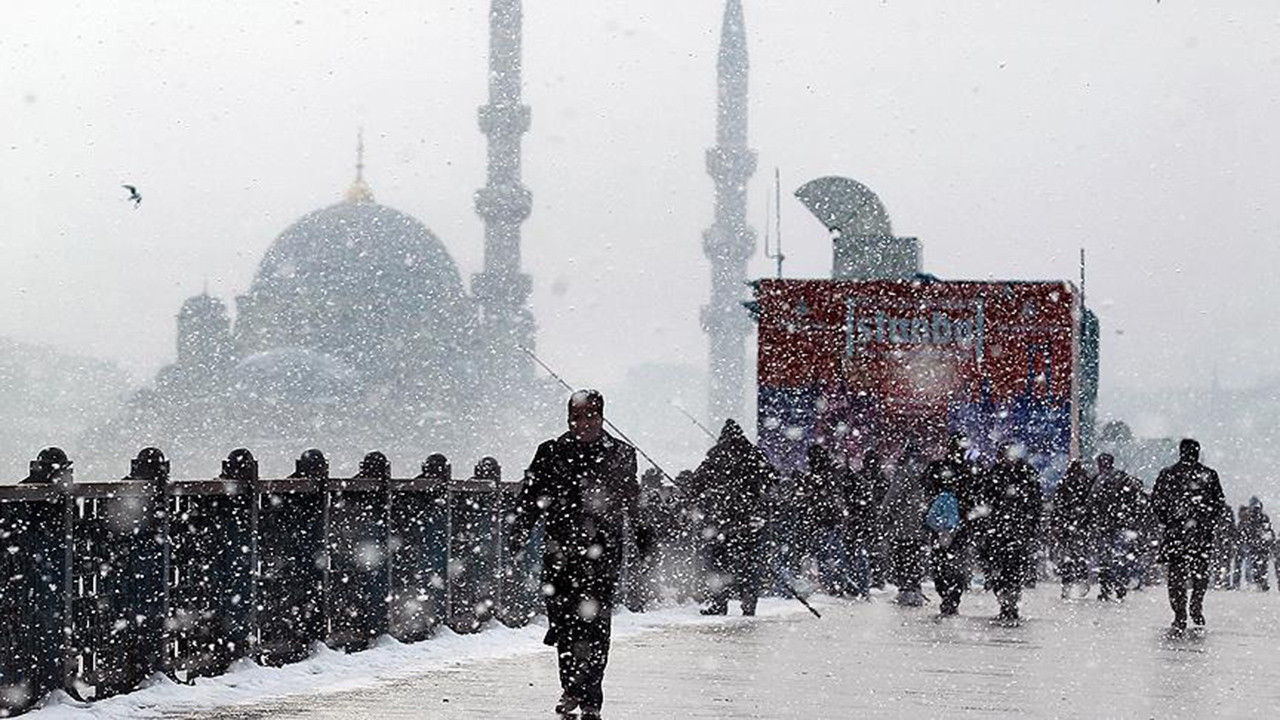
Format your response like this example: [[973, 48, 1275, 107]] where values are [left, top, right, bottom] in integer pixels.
[[702, 0, 757, 427], [474, 0, 535, 386]]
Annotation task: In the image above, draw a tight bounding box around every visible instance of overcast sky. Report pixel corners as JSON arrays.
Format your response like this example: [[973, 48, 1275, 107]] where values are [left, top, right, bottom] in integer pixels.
[[3, 1, 1279, 414]]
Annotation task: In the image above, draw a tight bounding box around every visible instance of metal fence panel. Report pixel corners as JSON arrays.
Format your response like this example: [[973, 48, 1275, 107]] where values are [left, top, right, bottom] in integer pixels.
[[165, 481, 254, 681], [447, 480, 499, 633], [324, 479, 389, 651], [496, 481, 543, 628], [387, 479, 449, 644], [65, 483, 167, 701], [0, 486, 68, 715], [254, 480, 325, 667]]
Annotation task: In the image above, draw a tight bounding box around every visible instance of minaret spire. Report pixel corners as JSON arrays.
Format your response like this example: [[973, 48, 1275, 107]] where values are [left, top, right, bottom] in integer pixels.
[[702, 0, 757, 427], [474, 0, 535, 385], [345, 127, 374, 203]]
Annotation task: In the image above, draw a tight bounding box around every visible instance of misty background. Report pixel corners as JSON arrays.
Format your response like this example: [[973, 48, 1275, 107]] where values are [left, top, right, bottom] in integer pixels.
[[2, 2, 1278, 498]]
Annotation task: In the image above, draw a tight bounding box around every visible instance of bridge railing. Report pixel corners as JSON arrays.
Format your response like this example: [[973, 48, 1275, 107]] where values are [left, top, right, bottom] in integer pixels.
[[0, 453, 540, 716]]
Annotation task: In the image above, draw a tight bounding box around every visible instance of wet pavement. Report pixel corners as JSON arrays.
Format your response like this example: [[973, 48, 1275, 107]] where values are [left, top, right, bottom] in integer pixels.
[[162, 586, 1279, 719]]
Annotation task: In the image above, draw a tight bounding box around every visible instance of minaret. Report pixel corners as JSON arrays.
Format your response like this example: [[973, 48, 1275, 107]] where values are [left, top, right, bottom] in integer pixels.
[[702, 0, 757, 427], [473, 0, 535, 387]]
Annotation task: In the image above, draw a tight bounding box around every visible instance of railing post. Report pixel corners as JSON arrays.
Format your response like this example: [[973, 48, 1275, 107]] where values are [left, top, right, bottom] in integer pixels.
[[0, 448, 72, 715]]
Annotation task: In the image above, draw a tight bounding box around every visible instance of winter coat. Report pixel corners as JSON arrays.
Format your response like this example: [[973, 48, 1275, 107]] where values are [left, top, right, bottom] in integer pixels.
[[1051, 463, 1094, 543], [844, 468, 880, 545], [974, 459, 1043, 561], [509, 431, 650, 603], [1150, 459, 1228, 558], [691, 422, 774, 537], [881, 454, 929, 546], [1088, 469, 1145, 538]]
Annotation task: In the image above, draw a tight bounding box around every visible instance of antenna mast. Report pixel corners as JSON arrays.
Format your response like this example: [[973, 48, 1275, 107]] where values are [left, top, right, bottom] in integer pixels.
[[763, 167, 785, 278]]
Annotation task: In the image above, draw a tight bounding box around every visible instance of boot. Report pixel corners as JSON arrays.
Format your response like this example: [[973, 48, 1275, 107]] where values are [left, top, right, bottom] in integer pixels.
[[555, 694, 579, 716], [580, 707, 603, 720]]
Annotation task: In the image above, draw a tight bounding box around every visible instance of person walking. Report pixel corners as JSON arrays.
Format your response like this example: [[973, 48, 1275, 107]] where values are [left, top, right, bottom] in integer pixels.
[[693, 419, 774, 616], [507, 390, 653, 719], [1088, 453, 1145, 601], [882, 444, 929, 606], [1151, 438, 1229, 631], [1239, 497, 1275, 591], [1051, 459, 1095, 598], [923, 435, 979, 617], [974, 442, 1043, 623]]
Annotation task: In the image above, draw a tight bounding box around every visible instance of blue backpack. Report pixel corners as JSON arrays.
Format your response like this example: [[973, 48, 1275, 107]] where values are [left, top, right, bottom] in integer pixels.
[[926, 491, 961, 533]]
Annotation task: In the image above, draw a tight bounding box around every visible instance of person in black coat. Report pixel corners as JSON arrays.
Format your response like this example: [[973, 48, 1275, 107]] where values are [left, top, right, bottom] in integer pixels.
[[1088, 453, 1145, 601], [923, 435, 980, 616], [507, 390, 652, 720], [974, 442, 1043, 622], [1051, 459, 1095, 597], [1151, 438, 1229, 630], [693, 419, 774, 615]]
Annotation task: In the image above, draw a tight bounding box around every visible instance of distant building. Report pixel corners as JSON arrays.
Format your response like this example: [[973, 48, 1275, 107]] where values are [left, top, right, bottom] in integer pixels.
[[85, 2, 555, 477]]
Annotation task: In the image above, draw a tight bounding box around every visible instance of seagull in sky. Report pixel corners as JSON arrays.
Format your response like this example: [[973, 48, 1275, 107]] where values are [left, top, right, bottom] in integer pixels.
[[122, 184, 141, 208]]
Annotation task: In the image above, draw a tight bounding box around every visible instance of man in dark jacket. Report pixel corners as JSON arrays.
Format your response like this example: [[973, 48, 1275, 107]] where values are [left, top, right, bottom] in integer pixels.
[[797, 444, 852, 596], [923, 435, 979, 616], [974, 442, 1043, 622], [847, 450, 886, 597], [1051, 459, 1095, 597], [882, 444, 929, 605], [694, 419, 775, 615], [1151, 438, 1229, 630], [1088, 453, 1145, 601], [507, 390, 651, 719], [1239, 497, 1275, 591]]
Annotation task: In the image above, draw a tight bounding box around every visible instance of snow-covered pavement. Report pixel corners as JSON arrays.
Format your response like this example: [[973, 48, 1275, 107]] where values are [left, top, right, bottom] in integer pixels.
[[34, 586, 1280, 718]]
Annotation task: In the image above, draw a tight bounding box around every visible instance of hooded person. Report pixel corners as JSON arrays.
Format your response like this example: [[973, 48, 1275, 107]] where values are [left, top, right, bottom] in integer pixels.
[[693, 419, 776, 615], [1151, 439, 1229, 630]]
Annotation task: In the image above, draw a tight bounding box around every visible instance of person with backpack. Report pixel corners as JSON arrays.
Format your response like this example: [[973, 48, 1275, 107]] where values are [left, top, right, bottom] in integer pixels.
[[923, 434, 979, 616], [1151, 438, 1229, 631]]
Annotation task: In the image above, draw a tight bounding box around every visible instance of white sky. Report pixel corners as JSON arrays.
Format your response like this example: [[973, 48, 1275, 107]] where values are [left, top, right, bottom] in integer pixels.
[[2, 0, 1279, 409]]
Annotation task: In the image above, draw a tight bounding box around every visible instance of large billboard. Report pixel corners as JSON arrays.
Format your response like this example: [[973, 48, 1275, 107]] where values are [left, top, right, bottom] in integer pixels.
[[755, 278, 1080, 475]]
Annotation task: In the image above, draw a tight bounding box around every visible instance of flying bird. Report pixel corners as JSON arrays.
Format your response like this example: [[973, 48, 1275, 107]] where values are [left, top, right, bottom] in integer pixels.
[[122, 184, 141, 208]]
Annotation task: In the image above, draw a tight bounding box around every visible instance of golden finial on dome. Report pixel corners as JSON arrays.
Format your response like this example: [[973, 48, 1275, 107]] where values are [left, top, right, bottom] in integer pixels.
[[345, 127, 375, 203]]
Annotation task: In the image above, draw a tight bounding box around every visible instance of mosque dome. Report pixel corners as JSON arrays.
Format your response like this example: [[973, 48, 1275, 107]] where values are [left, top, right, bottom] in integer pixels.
[[234, 182, 473, 368]]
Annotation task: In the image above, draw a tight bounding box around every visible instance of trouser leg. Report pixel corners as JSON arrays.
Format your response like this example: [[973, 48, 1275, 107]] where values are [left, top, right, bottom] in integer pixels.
[[894, 538, 923, 593], [933, 543, 967, 613], [1166, 555, 1188, 624], [733, 535, 761, 615], [554, 593, 612, 711]]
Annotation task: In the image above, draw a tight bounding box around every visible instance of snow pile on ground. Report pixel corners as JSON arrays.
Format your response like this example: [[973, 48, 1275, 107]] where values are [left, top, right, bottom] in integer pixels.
[[31, 598, 815, 719]]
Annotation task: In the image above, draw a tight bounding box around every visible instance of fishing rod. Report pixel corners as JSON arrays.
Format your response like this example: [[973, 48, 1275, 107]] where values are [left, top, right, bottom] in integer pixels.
[[518, 345, 677, 485], [672, 403, 717, 441]]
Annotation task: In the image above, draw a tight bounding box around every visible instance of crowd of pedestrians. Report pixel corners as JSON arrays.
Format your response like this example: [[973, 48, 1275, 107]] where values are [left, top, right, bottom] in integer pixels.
[[624, 422, 1277, 631]]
